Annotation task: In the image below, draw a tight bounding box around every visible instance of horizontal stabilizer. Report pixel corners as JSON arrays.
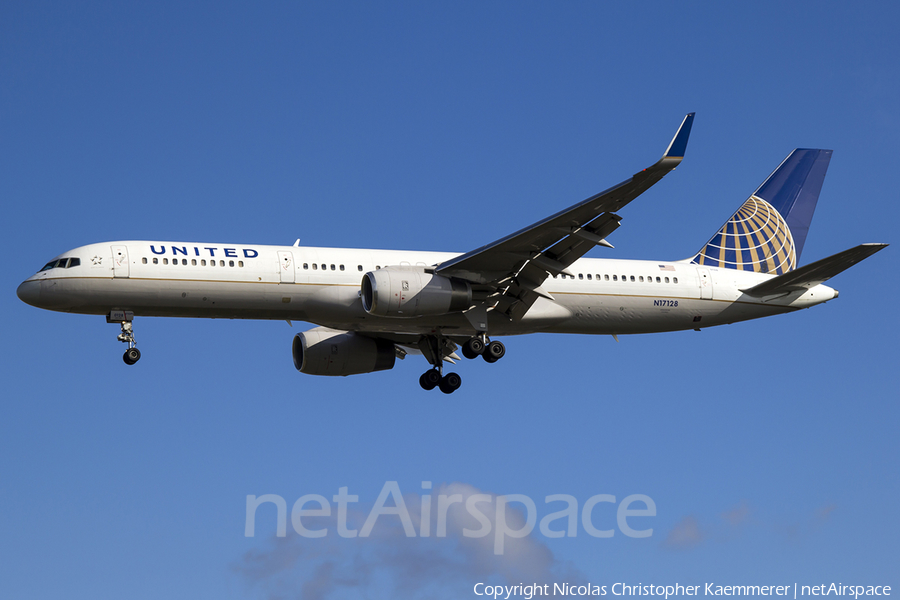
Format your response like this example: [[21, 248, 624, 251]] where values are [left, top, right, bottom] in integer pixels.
[[740, 243, 888, 297]]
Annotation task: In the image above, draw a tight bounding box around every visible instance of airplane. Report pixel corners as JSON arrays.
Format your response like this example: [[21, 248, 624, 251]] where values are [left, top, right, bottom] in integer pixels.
[[16, 113, 887, 394]]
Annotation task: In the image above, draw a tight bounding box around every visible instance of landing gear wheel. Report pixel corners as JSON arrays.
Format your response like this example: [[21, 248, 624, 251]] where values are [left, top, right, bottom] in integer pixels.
[[419, 369, 442, 391], [462, 337, 485, 359], [113, 315, 140, 365], [439, 372, 462, 394], [123, 347, 141, 365], [483, 340, 505, 363]]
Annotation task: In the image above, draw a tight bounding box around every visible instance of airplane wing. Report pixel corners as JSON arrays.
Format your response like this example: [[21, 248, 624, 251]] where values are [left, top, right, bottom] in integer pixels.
[[435, 113, 695, 320], [740, 243, 888, 298]]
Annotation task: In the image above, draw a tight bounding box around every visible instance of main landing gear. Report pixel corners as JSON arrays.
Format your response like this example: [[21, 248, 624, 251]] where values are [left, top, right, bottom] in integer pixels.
[[108, 311, 141, 365], [461, 335, 505, 363], [418, 334, 463, 394], [419, 368, 461, 394], [417, 334, 505, 394]]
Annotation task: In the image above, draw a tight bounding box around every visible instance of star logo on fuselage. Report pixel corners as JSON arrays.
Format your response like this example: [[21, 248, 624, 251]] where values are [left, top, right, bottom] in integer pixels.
[[91, 256, 103, 265]]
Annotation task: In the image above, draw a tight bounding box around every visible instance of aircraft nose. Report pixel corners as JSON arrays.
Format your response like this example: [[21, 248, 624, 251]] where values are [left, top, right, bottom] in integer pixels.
[[16, 280, 40, 307]]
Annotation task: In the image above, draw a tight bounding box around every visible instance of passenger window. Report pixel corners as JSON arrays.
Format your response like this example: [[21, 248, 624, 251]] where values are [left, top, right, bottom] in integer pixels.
[[612, 275, 617, 281], [587, 274, 592, 280], [303, 263, 308, 270], [673, 277, 678, 284], [142, 257, 147, 265], [210, 260, 215, 267], [163, 258, 169, 265], [330, 264, 335, 270], [656, 277, 661, 283], [312, 264, 317, 270], [604, 274, 609, 281], [191, 259, 197, 266], [220, 260, 225, 267], [665, 277, 669, 283], [340, 265, 345, 271], [358, 265, 363, 271], [201, 260, 206, 266], [153, 258, 158, 265], [321, 264, 326, 270], [181, 259, 186, 265], [639, 276, 644, 282], [578, 274, 583, 280], [229, 260, 235, 267], [239, 261, 244, 267], [630, 275, 635, 282]]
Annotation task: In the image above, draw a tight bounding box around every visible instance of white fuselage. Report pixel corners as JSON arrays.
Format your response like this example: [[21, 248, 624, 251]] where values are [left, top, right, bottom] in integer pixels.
[[17, 240, 839, 338]]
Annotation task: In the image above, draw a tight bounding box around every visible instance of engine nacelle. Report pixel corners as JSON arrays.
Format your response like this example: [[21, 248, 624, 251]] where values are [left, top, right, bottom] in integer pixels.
[[292, 327, 396, 376], [361, 267, 472, 317]]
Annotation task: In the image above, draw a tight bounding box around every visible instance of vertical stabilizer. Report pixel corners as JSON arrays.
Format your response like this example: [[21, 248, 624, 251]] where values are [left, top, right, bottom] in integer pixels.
[[691, 149, 832, 274]]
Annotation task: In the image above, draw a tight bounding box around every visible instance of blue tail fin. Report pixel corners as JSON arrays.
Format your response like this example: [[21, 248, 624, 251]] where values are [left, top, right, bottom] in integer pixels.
[[690, 149, 832, 274]]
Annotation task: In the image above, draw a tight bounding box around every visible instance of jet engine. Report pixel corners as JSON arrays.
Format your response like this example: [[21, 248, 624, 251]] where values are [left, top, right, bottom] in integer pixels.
[[292, 327, 396, 376], [361, 267, 472, 317]]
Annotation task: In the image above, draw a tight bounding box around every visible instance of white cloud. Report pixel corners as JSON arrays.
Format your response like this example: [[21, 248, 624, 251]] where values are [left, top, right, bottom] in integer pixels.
[[233, 482, 586, 600]]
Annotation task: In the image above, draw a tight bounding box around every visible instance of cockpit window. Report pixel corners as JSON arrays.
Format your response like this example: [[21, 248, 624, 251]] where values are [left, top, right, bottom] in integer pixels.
[[38, 257, 80, 271]]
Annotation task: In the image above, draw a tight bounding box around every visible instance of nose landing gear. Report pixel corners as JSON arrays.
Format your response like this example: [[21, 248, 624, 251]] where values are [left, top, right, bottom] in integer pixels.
[[123, 345, 141, 365], [108, 311, 141, 365]]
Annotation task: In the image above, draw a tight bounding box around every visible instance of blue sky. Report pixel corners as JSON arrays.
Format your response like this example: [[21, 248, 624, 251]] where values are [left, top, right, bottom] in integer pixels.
[[2, 2, 898, 599]]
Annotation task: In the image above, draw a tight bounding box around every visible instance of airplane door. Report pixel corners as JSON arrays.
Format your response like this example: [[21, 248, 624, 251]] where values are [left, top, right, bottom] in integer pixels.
[[112, 245, 129, 278], [278, 251, 295, 284], [697, 267, 712, 300]]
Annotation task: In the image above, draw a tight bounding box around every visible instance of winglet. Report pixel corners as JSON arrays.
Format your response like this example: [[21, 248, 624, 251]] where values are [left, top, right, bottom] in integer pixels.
[[663, 112, 695, 160]]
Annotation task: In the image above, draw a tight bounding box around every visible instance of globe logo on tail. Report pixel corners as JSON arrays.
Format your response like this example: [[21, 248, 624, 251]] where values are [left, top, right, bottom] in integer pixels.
[[691, 196, 796, 274]]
